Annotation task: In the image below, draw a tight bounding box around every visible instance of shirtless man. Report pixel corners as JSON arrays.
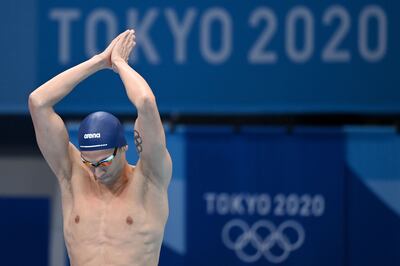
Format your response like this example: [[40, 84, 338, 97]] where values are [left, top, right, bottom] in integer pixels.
[[28, 29, 172, 266]]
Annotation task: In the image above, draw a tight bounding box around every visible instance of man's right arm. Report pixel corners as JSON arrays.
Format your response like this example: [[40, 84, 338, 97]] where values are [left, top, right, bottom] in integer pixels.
[[28, 55, 106, 181], [29, 30, 129, 182]]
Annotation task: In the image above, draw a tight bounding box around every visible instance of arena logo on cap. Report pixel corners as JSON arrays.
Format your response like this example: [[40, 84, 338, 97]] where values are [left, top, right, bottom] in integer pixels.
[[84, 133, 101, 139]]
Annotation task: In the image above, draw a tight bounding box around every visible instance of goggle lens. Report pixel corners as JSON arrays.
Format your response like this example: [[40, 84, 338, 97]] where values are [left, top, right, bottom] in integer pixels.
[[81, 148, 118, 168]]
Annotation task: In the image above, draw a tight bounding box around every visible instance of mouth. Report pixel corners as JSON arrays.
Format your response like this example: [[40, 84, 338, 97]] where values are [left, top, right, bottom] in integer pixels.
[[94, 173, 104, 181], [96, 173, 112, 183]]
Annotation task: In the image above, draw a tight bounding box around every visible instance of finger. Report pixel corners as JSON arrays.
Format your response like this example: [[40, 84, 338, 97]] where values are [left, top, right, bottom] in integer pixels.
[[125, 34, 134, 48], [125, 37, 131, 50], [126, 36, 133, 48], [126, 45, 134, 58], [126, 42, 133, 55], [125, 42, 134, 60], [108, 30, 128, 50], [114, 30, 129, 44], [129, 39, 135, 48], [122, 47, 127, 60], [128, 30, 134, 39], [116, 32, 128, 47], [123, 31, 131, 43], [121, 39, 130, 55], [109, 35, 120, 48], [127, 34, 134, 48], [121, 29, 130, 36], [125, 44, 131, 60], [123, 30, 134, 60], [127, 37, 134, 49], [123, 43, 130, 59]]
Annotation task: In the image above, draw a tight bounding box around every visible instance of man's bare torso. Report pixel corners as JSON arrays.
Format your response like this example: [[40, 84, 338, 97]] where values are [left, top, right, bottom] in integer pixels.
[[60, 163, 169, 266]]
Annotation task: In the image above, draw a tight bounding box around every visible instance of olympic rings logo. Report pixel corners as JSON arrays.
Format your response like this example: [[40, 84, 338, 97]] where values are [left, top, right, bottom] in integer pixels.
[[222, 219, 305, 264]]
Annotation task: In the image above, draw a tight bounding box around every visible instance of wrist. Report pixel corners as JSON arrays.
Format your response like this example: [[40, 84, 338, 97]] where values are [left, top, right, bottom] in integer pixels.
[[92, 54, 108, 70], [112, 58, 127, 71]]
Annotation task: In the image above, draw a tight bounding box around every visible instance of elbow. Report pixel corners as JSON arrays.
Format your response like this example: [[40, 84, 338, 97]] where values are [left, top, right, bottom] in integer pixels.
[[28, 91, 45, 112], [28, 92, 39, 111], [136, 94, 157, 113]]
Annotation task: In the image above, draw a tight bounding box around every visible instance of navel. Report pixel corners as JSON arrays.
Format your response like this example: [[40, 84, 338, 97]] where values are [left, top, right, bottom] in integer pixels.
[[126, 216, 133, 225], [75, 215, 80, 224]]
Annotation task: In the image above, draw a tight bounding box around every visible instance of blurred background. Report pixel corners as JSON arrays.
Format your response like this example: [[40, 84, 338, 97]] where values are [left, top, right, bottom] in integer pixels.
[[1, 0, 399, 265]]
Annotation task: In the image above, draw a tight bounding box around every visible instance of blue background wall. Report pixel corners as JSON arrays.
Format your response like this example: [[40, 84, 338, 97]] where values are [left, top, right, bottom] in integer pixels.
[[1, 0, 399, 114], [3, 126, 399, 265], [0, 0, 399, 265]]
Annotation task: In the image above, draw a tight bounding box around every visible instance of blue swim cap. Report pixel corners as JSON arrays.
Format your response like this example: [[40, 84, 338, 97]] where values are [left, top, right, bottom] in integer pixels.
[[78, 111, 127, 151]]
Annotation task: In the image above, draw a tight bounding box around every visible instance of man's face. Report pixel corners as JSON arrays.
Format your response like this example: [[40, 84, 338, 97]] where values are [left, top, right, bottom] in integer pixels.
[[80, 148, 120, 183]]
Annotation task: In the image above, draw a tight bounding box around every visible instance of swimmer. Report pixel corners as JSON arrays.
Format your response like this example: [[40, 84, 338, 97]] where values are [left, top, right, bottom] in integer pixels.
[[29, 29, 172, 266]]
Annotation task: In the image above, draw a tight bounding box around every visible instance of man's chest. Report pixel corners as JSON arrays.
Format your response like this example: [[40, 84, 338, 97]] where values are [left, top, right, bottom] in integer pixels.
[[63, 197, 151, 246]]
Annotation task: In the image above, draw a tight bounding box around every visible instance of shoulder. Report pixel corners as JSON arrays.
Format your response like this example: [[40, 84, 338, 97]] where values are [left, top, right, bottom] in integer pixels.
[[60, 143, 90, 195]]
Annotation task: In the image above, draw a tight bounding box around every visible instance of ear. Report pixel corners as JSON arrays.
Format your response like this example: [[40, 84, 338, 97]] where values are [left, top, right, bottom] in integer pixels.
[[121, 145, 129, 152]]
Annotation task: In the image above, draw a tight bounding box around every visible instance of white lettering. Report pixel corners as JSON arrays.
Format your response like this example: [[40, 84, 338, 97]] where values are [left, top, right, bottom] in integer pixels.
[[204, 193, 216, 214], [230, 194, 245, 215], [48, 6, 388, 66], [127, 8, 160, 64], [216, 193, 230, 215], [200, 8, 232, 64], [286, 6, 314, 63], [49, 8, 81, 64], [244, 194, 257, 215], [204, 192, 325, 217], [85, 8, 118, 58], [257, 194, 271, 215], [165, 8, 197, 64], [84, 133, 101, 139]]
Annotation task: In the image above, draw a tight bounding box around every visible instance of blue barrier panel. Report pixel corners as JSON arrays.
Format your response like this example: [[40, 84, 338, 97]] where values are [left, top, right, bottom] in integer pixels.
[[65, 124, 400, 265], [185, 126, 346, 265], [0, 198, 49, 266], [345, 126, 400, 265], [1, 1, 400, 114]]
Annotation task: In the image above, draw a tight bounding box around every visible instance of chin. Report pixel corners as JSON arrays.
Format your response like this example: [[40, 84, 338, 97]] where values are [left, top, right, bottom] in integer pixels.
[[99, 175, 118, 186]]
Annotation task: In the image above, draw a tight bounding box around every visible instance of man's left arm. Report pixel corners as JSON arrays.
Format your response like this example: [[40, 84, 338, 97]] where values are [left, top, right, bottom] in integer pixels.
[[112, 30, 172, 189]]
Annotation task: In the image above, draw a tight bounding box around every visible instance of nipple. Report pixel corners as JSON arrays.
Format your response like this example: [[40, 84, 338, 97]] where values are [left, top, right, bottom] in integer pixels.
[[126, 216, 133, 225]]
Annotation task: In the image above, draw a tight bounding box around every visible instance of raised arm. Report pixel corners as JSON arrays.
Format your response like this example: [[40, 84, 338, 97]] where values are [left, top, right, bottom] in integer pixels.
[[111, 30, 172, 189], [28, 31, 127, 181]]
